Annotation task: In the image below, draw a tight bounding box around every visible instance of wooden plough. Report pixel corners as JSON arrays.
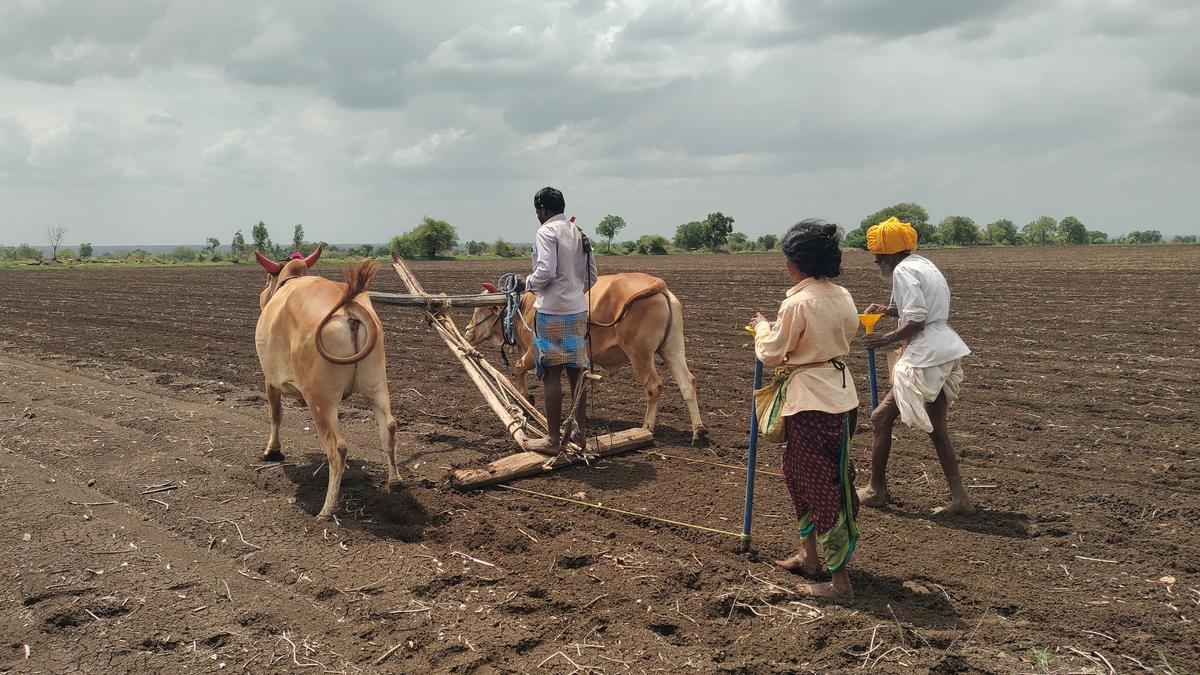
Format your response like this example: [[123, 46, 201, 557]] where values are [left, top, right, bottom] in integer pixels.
[[369, 254, 653, 490]]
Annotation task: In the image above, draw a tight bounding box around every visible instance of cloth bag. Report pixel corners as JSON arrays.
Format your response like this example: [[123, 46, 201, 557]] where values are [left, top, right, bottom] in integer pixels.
[[753, 366, 800, 443]]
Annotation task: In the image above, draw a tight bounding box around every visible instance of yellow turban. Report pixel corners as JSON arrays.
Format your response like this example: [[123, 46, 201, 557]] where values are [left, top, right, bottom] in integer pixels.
[[866, 216, 918, 254]]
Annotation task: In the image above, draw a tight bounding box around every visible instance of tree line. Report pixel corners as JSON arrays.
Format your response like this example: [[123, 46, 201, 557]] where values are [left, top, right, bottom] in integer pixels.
[[841, 203, 1193, 248], [5, 206, 1195, 265]]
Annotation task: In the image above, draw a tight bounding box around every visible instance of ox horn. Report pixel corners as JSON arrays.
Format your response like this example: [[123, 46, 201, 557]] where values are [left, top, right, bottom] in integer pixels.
[[254, 250, 283, 275], [303, 245, 322, 268], [481, 282, 498, 293]]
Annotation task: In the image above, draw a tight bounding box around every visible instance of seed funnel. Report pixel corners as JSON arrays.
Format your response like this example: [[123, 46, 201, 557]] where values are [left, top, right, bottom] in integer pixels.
[[858, 313, 883, 335]]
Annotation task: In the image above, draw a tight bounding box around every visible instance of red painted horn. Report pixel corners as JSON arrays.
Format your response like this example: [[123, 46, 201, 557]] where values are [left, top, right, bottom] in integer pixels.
[[303, 245, 322, 268], [481, 282, 498, 293], [254, 250, 283, 275]]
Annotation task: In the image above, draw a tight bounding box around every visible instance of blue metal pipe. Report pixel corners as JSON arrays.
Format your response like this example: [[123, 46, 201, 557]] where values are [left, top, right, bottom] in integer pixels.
[[740, 359, 764, 552], [867, 347, 879, 409]]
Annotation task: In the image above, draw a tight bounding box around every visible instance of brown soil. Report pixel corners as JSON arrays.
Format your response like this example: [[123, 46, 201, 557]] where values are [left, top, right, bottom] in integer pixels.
[[0, 245, 1197, 673]]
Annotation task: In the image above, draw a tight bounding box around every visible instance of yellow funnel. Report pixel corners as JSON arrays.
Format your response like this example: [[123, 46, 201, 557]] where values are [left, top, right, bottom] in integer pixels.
[[858, 313, 883, 335]]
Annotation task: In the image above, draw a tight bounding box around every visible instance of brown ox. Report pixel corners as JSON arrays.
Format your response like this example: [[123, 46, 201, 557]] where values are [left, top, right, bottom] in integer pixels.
[[463, 274, 706, 444], [254, 248, 399, 519]]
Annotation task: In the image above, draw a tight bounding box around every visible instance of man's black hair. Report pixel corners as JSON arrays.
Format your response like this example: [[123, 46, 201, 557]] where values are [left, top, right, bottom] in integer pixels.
[[534, 187, 565, 214]]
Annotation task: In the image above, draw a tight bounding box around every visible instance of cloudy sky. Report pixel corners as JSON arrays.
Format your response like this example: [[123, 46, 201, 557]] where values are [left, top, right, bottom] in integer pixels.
[[1, 0, 1197, 246]]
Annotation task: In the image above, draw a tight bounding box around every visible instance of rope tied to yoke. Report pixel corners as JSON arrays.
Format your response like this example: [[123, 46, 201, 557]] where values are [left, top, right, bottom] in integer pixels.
[[496, 272, 524, 348]]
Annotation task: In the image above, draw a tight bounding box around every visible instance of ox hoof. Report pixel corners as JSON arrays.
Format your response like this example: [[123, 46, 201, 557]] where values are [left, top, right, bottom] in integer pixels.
[[315, 510, 334, 521], [262, 448, 285, 462], [691, 427, 709, 447], [386, 479, 404, 494]]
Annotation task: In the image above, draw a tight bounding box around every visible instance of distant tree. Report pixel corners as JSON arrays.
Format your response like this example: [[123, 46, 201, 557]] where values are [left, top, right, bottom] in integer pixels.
[[1022, 216, 1058, 245], [15, 244, 43, 260], [359, 243, 375, 257], [45, 224, 68, 260], [203, 237, 221, 261], [251, 221, 271, 253], [409, 217, 458, 258], [728, 231, 751, 251], [1121, 230, 1162, 244], [230, 230, 248, 262], [291, 224, 305, 253], [756, 234, 779, 250], [937, 215, 980, 246], [844, 229, 868, 250], [1172, 234, 1197, 243], [466, 240, 488, 256], [388, 233, 420, 258], [1087, 230, 1109, 244], [1059, 216, 1087, 245], [701, 211, 735, 251], [619, 240, 637, 254], [636, 234, 670, 255], [856, 202, 938, 246], [673, 221, 706, 251], [59, 248, 77, 260], [595, 215, 627, 254], [78, 242, 94, 259], [492, 239, 518, 258], [170, 246, 199, 262], [986, 219, 1018, 245]]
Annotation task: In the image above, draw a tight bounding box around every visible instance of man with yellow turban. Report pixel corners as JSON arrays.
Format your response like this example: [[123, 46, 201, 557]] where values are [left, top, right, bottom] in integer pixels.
[[858, 216, 974, 515]]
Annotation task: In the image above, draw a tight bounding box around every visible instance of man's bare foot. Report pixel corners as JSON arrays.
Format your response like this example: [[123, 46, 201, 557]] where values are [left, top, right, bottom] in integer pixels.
[[933, 500, 976, 516], [524, 437, 561, 455], [775, 552, 823, 579], [857, 485, 890, 508], [797, 581, 854, 599]]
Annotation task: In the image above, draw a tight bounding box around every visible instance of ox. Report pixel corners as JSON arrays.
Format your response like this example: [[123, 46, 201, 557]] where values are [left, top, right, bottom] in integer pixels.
[[254, 248, 399, 519], [463, 273, 706, 444]]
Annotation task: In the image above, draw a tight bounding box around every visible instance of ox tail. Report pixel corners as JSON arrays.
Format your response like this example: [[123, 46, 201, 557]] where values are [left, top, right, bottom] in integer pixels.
[[315, 260, 380, 366], [656, 290, 681, 356]]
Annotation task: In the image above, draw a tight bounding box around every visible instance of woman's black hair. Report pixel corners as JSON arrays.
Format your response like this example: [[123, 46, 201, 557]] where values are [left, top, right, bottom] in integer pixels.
[[780, 218, 843, 278]]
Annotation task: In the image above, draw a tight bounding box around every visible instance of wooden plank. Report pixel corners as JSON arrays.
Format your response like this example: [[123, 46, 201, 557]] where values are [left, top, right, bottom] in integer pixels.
[[368, 291, 508, 309], [451, 427, 654, 490]]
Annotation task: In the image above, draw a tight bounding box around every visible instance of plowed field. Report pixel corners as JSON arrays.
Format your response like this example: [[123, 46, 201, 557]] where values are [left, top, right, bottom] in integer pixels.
[[1, 245, 1197, 673]]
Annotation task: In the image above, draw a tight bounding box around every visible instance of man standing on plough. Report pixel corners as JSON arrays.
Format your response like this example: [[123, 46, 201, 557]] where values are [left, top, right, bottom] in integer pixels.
[[858, 217, 975, 515], [521, 187, 598, 454]]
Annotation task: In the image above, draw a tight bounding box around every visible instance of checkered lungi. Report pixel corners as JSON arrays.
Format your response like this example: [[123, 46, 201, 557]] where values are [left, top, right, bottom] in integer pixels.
[[533, 311, 590, 377]]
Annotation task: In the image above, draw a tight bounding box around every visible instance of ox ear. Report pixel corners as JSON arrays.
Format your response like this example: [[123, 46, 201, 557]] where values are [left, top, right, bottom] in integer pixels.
[[303, 245, 322, 268], [254, 250, 283, 275], [481, 282, 498, 293]]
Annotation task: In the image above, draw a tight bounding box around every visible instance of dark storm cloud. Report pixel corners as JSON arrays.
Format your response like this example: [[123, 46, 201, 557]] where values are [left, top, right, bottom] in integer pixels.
[[1, 0, 1198, 244]]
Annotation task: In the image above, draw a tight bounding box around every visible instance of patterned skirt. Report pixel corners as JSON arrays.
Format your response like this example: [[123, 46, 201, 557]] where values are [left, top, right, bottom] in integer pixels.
[[533, 311, 590, 377], [781, 409, 860, 572]]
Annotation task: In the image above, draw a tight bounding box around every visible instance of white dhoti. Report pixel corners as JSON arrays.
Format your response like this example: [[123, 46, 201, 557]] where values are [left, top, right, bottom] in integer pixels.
[[891, 358, 964, 433]]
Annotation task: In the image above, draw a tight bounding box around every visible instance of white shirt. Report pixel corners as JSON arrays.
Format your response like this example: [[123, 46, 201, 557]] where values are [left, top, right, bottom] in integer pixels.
[[891, 254, 970, 368], [526, 214, 598, 315]]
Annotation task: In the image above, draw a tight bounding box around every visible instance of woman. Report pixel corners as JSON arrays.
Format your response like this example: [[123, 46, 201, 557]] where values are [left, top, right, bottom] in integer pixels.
[[750, 218, 861, 598]]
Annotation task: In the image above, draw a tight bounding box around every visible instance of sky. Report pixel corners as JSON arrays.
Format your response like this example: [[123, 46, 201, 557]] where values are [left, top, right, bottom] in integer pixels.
[[1, 0, 1198, 247]]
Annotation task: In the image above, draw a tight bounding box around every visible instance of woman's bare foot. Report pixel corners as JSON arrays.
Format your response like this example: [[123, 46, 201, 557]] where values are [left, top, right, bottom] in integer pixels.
[[857, 485, 890, 508], [797, 580, 854, 599], [933, 499, 976, 516], [524, 437, 561, 455], [775, 551, 823, 579]]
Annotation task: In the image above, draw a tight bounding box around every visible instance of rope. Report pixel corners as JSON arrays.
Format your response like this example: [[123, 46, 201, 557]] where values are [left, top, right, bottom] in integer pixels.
[[496, 272, 523, 347], [497, 484, 744, 539], [635, 449, 782, 478]]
